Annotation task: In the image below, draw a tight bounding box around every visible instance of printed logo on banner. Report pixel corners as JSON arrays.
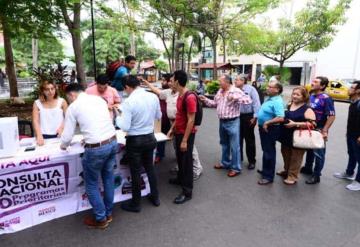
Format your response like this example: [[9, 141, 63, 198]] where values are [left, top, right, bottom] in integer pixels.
[[0, 163, 69, 219], [0, 216, 20, 229], [38, 206, 56, 217]]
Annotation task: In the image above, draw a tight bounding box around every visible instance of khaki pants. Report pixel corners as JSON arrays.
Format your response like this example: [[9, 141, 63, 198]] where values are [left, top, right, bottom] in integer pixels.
[[281, 145, 305, 181]]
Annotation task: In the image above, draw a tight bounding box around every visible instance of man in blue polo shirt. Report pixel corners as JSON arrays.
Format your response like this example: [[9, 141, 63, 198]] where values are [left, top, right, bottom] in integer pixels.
[[257, 80, 285, 185], [112, 55, 136, 98], [300, 76, 336, 184]]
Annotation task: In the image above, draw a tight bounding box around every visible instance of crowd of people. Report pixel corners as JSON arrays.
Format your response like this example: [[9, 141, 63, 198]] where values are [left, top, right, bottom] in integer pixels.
[[30, 55, 360, 229]]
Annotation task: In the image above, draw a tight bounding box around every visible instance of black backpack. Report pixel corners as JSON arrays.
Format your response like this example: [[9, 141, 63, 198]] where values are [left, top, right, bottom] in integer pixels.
[[182, 91, 203, 126]]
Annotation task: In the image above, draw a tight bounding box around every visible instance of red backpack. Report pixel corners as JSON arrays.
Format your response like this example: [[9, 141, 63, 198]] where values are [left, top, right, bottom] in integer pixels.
[[106, 60, 123, 80]]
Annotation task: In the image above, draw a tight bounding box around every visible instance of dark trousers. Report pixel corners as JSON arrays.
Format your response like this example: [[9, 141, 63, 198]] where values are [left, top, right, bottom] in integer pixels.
[[175, 133, 195, 196], [126, 133, 158, 205], [345, 134, 360, 182], [259, 125, 281, 181], [240, 113, 256, 164]]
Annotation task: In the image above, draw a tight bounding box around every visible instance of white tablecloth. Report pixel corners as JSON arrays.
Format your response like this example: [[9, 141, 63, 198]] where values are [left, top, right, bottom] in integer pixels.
[[0, 131, 168, 234]]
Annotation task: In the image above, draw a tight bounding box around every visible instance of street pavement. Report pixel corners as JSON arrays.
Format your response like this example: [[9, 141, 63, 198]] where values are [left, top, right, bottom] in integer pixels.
[[1, 91, 360, 247]]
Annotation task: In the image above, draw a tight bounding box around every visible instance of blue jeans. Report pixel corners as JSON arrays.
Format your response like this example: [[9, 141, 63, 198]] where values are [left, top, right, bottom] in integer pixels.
[[304, 147, 326, 177], [219, 118, 241, 172], [82, 140, 117, 221], [345, 134, 360, 182], [259, 125, 281, 181]]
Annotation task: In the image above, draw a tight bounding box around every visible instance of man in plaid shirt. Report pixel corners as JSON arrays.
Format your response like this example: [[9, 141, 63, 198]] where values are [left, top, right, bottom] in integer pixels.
[[200, 75, 251, 177]]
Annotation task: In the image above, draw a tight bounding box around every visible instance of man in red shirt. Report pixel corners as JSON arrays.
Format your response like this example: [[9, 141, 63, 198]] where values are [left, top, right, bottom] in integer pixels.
[[168, 70, 197, 204]]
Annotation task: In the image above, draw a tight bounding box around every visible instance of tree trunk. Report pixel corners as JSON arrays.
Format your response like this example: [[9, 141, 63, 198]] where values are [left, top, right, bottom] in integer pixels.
[[70, 30, 86, 86], [59, 1, 86, 86], [279, 60, 284, 69], [32, 38, 38, 70], [187, 39, 194, 74], [171, 33, 176, 72], [1, 18, 19, 97], [211, 39, 218, 80], [222, 37, 226, 63], [130, 31, 136, 56]]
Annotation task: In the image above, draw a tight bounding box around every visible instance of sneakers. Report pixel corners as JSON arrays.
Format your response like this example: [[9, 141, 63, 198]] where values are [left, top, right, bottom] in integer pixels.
[[333, 172, 355, 181], [83, 216, 109, 229], [346, 181, 360, 191], [193, 173, 202, 181]]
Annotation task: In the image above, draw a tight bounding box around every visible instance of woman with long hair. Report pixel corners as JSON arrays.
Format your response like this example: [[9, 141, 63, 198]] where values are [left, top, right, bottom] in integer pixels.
[[32, 81, 68, 146], [278, 86, 316, 185]]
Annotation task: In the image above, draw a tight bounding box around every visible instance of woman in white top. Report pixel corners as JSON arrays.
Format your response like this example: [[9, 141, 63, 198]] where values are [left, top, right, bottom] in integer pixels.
[[32, 81, 68, 146]]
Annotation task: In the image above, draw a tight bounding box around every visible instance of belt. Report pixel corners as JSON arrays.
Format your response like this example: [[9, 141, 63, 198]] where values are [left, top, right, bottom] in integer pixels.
[[84, 135, 117, 148], [220, 117, 238, 122]]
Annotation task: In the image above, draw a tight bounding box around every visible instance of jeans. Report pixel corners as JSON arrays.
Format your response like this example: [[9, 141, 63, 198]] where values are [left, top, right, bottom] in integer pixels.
[[259, 125, 281, 181], [219, 118, 241, 172], [175, 133, 195, 196], [345, 134, 360, 182], [82, 140, 117, 221], [126, 133, 158, 206], [240, 113, 256, 164], [304, 148, 326, 177]]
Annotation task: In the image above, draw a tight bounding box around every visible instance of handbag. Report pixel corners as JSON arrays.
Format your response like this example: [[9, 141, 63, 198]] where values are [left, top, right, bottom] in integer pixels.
[[293, 124, 325, 149]]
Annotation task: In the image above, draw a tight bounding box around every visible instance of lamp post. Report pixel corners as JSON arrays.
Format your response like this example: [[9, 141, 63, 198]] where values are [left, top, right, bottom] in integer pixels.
[[90, 0, 97, 78]]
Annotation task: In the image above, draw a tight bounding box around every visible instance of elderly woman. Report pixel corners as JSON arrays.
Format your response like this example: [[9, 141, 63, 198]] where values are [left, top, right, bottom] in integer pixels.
[[278, 87, 316, 185], [32, 81, 68, 146], [257, 81, 285, 185]]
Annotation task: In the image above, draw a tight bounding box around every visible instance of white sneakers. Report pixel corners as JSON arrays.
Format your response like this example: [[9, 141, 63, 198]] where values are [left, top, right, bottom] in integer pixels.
[[346, 181, 360, 191], [333, 172, 355, 180], [334, 171, 360, 191]]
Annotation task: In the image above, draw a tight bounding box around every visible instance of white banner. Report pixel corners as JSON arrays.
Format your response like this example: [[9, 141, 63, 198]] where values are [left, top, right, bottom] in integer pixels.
[[0, 145, 150, 234]]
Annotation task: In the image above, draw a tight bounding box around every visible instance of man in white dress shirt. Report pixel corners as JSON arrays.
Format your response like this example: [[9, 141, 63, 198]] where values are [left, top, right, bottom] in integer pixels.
[[60, 83, 117, 229], [116, 75, 162, 213]]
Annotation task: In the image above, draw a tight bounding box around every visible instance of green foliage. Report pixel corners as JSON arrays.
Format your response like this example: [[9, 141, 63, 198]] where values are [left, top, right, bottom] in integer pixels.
[[154, 59, 168, 72], [18, 71, 30, 78], [81, 19, 160, 73], [187, 82, 197, 92], [206, 80, 220, 95], [262, 66, 291, 84], [236, 0, 351, 67], [12, 34, 65, 68]]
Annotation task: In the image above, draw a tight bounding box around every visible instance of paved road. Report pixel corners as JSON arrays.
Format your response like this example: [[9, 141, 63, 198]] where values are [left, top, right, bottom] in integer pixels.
[[1, 101, 359, 247]]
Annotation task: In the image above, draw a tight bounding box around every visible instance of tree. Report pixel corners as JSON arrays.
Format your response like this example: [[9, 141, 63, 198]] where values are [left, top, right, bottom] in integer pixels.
[[0, 0, 60, 97], [12, 34, 65, 68], [56, 0, 86, 85], [145, 0, 201, 72], [194, 0, 280, 79], [81, 19, 160, 73], [237, 0, 352, 68]]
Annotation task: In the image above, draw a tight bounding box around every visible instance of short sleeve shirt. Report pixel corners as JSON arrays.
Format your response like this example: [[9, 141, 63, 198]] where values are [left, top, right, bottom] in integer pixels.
[[257, 95, 285, 126], [85, 84, 120, 118], [159, 89, 178, 120], [175, 93, 197, 134], [310, 93, 335, 128], [112, 66, 130, 91]]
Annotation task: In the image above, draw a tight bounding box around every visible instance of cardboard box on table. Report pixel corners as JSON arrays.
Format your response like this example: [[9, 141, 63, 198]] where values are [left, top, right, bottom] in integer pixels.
[[0, 117, 19, 158]]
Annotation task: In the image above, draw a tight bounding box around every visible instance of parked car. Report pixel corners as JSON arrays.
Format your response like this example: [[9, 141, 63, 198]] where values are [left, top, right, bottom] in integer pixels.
[[305, 80, 350, 101]]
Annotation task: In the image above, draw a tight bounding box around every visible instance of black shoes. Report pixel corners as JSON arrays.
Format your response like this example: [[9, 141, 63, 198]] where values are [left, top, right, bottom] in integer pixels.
[[169, 178, 181, 185], [248, 163, 256, 170], [121, 200, 141, 213], [300, 167, 313, 175], [173, 193, 192, 204], [148, 195, 160, 207], [305, 176, 320, 185]]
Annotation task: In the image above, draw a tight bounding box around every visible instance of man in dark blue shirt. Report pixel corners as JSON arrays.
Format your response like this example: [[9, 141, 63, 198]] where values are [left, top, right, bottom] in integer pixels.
[[301, 76, 336, 184]]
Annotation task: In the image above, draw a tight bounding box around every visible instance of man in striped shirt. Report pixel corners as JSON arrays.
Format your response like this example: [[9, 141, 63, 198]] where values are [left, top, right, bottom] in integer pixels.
[[199, 75, 252, 177]]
